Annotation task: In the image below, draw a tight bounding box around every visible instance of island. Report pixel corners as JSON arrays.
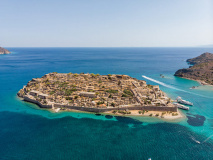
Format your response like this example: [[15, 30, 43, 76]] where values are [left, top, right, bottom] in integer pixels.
[[174, 52, 213, 85], [18, 72, 182, 119], [0, 47, 10, 54]]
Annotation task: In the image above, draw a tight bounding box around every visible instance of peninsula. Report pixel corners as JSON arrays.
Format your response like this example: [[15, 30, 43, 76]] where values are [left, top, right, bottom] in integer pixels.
[[175, 52, 213, 85], [0, 47, 10, 54], [18, 72, 180, 118]]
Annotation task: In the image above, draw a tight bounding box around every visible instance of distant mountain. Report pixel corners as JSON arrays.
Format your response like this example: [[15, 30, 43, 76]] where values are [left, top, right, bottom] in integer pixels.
[[174, 52, 213, 85], [0, 47, 11, 54]]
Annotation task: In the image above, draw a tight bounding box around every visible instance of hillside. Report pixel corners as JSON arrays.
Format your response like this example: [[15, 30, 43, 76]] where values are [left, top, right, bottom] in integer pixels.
[[175, 52, 213, 85]]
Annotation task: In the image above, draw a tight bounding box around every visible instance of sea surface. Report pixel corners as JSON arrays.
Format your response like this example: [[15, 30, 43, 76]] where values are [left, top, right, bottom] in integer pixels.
[[1, 47, 213, 160]]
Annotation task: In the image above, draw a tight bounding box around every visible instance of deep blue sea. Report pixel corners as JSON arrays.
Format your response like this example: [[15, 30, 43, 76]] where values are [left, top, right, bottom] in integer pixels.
[[1, 47, 213, 160]]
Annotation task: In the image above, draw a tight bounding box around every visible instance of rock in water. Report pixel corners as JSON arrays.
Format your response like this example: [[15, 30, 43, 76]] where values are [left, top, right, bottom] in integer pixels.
[[0, 47, 11, 54]]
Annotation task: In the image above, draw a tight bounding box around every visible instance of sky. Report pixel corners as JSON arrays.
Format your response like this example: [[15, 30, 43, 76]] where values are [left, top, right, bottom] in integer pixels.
[[0, 0, 213, 47]]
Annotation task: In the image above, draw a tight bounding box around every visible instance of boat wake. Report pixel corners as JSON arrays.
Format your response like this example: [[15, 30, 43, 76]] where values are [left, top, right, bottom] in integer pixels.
[[202, 134, 213, 143], [191, 136, 201, 144], [142, 75, 212, 99]]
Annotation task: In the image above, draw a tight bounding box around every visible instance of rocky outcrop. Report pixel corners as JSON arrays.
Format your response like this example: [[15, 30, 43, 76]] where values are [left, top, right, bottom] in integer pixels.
[[186, 52, 213, 65], [0, 47, 10, 54], [175, 52, 213, 85]]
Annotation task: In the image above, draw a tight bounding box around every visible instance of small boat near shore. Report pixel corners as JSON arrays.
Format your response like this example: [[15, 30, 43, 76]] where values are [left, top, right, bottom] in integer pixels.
[[174, 103, 189, 110], [176, 96, 193, 106]]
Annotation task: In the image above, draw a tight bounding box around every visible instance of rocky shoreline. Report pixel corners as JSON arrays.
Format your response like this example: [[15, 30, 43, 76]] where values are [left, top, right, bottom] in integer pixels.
[[0, 47, 10, 54], [174, 52, 213, 85]]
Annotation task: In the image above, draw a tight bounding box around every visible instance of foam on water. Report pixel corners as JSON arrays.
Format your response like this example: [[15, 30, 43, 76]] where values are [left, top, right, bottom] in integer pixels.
[[142, 75, 213, 99]]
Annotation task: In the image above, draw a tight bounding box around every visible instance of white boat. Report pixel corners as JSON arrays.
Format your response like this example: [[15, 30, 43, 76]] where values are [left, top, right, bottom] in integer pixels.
[[174, 103, 189, 110], [176, 96, 193, 106]]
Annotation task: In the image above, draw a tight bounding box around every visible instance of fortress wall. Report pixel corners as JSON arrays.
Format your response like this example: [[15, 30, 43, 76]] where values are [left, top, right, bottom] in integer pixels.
[[54, 104, 177, 112], [23, 96, 52, 108], [22, 96, 177, 112]]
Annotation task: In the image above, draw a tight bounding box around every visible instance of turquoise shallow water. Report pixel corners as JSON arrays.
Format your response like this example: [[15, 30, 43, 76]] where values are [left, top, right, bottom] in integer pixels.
[[1, 47, 213, 159]]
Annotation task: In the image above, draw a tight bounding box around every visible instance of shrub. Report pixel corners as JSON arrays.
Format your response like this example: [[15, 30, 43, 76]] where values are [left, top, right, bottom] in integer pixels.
[[112, 110, 117, 114], [65, 97, 72, 100], [138, 111, 142, 114], [172, 113, 178, 116], [123, 89, 133, 96], [97, 101, 104, 105], [122, 94, 127, 97], [149, 114, 153, 116], [65, 89, 73, 96], [49, 91, 55, 95], [111, 102, 115, 107], [106, 89, 118, 93]]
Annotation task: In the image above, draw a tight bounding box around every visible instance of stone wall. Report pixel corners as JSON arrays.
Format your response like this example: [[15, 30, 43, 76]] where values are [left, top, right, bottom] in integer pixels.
[[54, 104, 177, 113], [22, 96, 177, 112], [23, 96, 52, 108]]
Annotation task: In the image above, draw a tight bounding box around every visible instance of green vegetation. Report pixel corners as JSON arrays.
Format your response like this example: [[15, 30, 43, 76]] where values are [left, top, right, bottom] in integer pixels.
[[147, 84, 153, 89], [106, 89, 118, 93], [112, 110, 117, 114], [143, 110, 145, 114], [91, 73, 95, 77], [172, 112, 178, 116], [117, 110, 131, 114], [122, 94, 127, 97], [65, 97, 73, 100], [97, 101, 104, 105], [49, 91, 55, 95], [65, 89, 73, 96], [111, 102, 115, 107], [123, 89, 133, 96]]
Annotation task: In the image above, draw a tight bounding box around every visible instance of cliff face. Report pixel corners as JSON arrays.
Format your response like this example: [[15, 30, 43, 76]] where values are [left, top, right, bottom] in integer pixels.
[[174, 52, 213, 85], [0, 47, 11, 54]]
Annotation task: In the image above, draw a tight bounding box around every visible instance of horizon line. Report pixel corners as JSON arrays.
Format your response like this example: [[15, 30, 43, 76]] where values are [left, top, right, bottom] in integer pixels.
[[4, 46, 213, 48]]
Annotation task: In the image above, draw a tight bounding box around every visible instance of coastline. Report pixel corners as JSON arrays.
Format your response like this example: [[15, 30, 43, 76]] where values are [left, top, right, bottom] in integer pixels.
[[51, 106, 185, 121], [177, 76, 213, 86], [20, 96, 184, 121]]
